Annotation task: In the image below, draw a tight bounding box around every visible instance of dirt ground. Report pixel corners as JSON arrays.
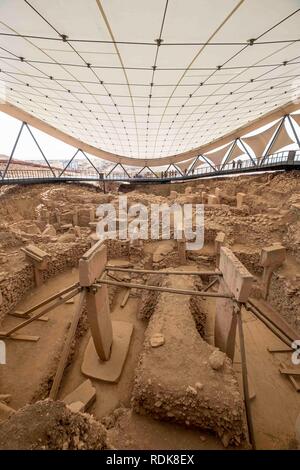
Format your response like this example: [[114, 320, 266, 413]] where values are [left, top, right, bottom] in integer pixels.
[[0, 172, 300, 450]]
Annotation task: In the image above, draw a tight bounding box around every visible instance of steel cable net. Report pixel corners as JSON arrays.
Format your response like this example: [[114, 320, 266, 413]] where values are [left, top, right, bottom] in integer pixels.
[[0, 0, 299, 163]]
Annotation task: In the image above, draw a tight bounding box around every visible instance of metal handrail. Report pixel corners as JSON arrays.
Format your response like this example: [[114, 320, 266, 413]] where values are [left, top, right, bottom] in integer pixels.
[[0, 150, 299, 184]]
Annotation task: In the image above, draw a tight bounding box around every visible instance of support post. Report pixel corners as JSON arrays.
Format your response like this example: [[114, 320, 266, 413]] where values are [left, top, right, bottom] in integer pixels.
[[25, 124, 56, 177], [59, 149, 80, 176]]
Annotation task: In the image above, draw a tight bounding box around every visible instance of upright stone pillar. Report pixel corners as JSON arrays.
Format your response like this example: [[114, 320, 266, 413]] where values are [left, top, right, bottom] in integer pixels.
[[215, 247, 253, 360], [260, 244, 286, 299], [236, 193, 246, 209]]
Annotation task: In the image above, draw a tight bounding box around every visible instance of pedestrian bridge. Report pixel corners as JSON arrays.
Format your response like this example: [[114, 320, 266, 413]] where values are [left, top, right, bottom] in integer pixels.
[[0, 151, 299, 186]]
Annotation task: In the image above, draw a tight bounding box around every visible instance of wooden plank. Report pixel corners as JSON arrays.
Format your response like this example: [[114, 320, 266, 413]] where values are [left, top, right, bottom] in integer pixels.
[[121, 289, 131, 308], [279, 362, 300, 392], [267, 346, 293, 353], [279, 367, 300, 376], [96, 279, 232, 298], [9, 311, 48, 322], [0, 332, 40, 342], [10, 283, 79, 317], [4, 288, 80, 336], [250, 298, 297, 342], [49, 291, 86, 400]]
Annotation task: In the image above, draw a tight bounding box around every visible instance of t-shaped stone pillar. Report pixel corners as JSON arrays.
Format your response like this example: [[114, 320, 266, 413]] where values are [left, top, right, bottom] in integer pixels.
[[80, 240, 133, 382], [79, 242, 112, 361], [21, 245, 50, 287], [215, 247, 253, 360], [260, 244, 286, 299]]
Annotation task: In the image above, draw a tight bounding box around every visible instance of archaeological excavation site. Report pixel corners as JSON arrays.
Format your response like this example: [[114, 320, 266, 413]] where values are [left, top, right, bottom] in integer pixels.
[[0, 0, 300, 457]]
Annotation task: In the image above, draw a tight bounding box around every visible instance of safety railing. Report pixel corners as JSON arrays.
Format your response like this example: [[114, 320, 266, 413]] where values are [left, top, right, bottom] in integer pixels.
[[0, 150, 299, 184]]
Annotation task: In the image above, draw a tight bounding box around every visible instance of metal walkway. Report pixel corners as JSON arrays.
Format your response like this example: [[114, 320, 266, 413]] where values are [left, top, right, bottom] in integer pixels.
[[1, 152, 299, 186]]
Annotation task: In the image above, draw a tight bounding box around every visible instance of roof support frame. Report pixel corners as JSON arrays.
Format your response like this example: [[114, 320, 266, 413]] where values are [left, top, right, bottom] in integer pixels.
[[145, 166, 159, 178], [119, 163, 130, 178], [2, 121, 25, 180], [81, 150, 102, 176], [59, 149, 80, 176], [221, 140, 237, 170], [106, 163, 120, 177], [261, 117, 285, 164], [24, 123, 56, 177], [186, 155, 201, 175], [201, 154, 217, 171], [287, 114, 300, 148], [238, 138, 257, 166]]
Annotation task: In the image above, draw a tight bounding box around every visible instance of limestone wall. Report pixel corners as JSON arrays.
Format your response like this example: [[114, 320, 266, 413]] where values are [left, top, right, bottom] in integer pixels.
[[268, 274, 300, 334], [0, 240, 90, 325]]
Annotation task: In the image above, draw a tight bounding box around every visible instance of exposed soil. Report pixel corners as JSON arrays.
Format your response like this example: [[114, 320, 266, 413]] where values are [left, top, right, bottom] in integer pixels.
[[0, 172, 300, 450]]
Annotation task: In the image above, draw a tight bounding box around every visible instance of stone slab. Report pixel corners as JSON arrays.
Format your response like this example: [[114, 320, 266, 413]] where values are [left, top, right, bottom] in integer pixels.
[[236, 193, 246, 209], [79, 240, 107, 286], [23, 244, 49, 260], [66, 401, 85, 413], [81, 320, 133, 383], [86, 284, 113, 361], [63, 379, 96, 411], [260, 245, 286, 267], [0, 402, 15, 422], [219, 247, 253, 302], [207, 194, 219, 205]]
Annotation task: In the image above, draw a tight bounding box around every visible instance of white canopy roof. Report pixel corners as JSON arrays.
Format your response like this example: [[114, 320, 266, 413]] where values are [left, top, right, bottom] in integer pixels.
[[0, 0, 299, 162]]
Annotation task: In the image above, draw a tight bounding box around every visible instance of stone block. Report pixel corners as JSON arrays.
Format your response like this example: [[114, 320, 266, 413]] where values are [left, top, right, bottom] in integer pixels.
[[79, 240, 107, 287], [42, 224, 56, 237], [215, 187, 222, 198], [207, 194, 220, 205], [219, 247, 253, 302], [63, 379, 96, 412], [260, 244, 286, 267], [236, 193, 246, 209]]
